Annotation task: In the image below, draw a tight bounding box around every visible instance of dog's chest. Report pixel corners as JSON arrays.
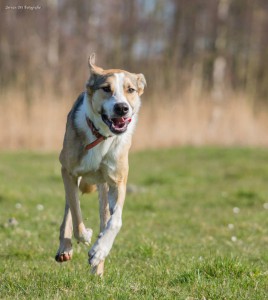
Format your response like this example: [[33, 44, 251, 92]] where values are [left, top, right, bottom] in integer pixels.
[[80, 149, 103, 173], [73, 138, 117, 177]]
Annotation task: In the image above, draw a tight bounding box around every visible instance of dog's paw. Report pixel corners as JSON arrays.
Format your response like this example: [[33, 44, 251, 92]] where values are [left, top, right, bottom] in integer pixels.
[[55, 239, 73, 263], [76, 228, 93, 245], [55, 249, 73, 263], [91, 261, 105, 277], [88, 242, 109, 267]]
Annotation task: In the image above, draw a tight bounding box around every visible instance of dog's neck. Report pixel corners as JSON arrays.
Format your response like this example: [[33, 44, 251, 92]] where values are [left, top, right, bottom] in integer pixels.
[[84, 117, 109, 150]]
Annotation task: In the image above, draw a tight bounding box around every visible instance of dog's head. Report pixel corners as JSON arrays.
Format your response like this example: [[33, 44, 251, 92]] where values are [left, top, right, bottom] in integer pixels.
[[86, 54, 146, 135]]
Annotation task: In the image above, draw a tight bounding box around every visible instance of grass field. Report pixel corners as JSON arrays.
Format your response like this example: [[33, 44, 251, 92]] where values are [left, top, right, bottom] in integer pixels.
[[0, 147, 268, 299]]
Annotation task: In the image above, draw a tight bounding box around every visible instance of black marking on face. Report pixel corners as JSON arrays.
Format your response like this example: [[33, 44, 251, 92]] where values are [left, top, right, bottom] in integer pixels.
[[86, 74, 113, 92]]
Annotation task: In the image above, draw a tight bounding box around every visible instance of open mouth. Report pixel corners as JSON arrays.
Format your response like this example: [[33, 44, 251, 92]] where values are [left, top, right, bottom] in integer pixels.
[[101, 114, 132, 134]]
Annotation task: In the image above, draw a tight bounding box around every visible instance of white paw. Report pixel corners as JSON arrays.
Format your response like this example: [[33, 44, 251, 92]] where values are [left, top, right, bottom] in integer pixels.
[[76, 228, 93, 245], [88, 242, 109, 267]]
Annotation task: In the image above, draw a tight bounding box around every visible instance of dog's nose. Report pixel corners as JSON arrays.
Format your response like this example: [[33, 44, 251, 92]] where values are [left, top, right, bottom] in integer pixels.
[[114, 103, 129, 116]]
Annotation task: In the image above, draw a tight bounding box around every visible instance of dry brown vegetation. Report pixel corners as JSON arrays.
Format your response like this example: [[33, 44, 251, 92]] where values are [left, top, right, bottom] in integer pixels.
[[1, 89, 268, 151], [137, 93, 268, 150]]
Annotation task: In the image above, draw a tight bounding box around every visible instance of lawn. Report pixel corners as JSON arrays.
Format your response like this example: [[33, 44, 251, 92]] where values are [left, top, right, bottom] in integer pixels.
[[0, 147, 268, 299]]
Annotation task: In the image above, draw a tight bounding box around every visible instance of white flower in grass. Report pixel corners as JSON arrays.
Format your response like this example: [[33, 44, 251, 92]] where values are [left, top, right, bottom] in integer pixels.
[[36, 204, 44, 211], [233, 207, 240, 214], [231, 236, 237, 242], [263, 203, 268, 210], [228, 223, 234, 230]]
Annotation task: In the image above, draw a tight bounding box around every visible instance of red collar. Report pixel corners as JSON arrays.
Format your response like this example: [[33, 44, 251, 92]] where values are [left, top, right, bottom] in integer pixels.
[[85, 116, 108, 150]]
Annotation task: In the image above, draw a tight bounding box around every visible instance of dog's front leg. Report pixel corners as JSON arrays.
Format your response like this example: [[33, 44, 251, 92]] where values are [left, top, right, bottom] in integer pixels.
[[55, 201, 73, 262], [61, 167, 93, 245], [88, 182, 126, 271]]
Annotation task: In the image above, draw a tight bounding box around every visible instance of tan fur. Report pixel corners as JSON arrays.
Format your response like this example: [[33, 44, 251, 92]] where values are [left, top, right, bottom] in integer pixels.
[[79, 180, 96, 194], [55, 54, 146, 276]]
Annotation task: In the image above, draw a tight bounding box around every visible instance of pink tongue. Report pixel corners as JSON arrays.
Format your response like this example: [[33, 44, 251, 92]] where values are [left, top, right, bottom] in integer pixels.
[[112, 117, 132, 128], [112, 117, 125, 126]]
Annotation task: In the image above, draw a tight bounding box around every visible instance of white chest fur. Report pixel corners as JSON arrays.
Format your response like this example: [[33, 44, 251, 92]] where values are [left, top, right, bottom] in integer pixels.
[[74, 137, 115, 175]]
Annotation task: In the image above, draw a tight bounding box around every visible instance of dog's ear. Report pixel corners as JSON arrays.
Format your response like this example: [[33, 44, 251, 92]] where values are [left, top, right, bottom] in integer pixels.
[[88, 53, 103, 75], [87, 54, 104, 93], [88, 53, 96, 67], [136, 74, 146, 96]]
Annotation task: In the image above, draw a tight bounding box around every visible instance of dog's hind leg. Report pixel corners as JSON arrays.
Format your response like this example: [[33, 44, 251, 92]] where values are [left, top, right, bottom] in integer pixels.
[[91, 183, 110, 276]]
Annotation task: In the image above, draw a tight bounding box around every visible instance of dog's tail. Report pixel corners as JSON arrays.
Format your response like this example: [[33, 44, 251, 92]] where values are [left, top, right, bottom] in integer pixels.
[[79, 178, 97, 194]]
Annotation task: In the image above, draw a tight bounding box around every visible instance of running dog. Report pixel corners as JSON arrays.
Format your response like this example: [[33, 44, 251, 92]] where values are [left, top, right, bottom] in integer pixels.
[[55, 54, 146, 276]]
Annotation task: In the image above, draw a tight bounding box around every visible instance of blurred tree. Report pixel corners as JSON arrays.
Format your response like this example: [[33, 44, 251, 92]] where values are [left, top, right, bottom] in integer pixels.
[[1, 0, 268, 101]]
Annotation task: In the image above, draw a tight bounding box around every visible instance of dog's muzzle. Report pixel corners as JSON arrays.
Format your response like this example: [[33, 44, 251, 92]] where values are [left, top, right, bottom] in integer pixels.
[[101, 102, 132, 134], [101, 115, 132, 134]]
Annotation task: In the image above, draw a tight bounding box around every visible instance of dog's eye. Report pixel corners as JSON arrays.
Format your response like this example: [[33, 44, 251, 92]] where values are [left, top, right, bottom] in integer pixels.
[[127, 87, 135, 94], [102, 86, 111, 93]]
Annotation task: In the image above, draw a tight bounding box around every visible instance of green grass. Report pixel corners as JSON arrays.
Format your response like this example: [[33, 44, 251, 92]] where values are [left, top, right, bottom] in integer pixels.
[[0, 147, 268, 299]]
